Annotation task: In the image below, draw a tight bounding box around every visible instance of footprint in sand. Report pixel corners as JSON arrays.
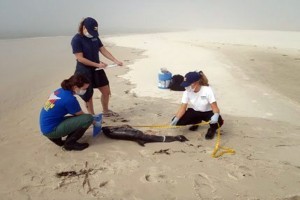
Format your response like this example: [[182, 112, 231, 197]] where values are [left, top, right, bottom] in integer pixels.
[[193, 173, 216, 199], [139, 149, 161, 163], [104, 159, 139, 175], [141, 167, 176, 184], [144, 174, 167, 183], [19, 169, 47, 193], [226, 165, 254, 181]]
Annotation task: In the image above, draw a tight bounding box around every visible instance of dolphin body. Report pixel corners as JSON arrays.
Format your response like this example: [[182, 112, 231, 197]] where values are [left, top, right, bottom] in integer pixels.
[[102, 125, 188, 146]]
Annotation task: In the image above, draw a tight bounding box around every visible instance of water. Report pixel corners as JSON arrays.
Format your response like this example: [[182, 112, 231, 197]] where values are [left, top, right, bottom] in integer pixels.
[[1, 0, 299, 39]]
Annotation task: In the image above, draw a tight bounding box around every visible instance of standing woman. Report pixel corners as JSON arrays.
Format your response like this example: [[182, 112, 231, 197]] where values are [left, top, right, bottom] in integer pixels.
[[39, 74, 93, 151], [170, 71, 224, 139], [71, 17, 123, 117]]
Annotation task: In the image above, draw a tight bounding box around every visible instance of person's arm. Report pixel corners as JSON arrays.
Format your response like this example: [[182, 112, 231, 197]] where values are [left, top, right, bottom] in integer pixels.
[[210, 102, 220, 114], [206, 87, 220, 124], [74, 110, 100, 126], [210, 102, 220, 124], [175, 103, 188, 119], [99, 47, 123, 66], [171, 103, 188, 125], [74, 110, 85, 115], [65, 95, 89, 117], [74, 52, 107, 69]]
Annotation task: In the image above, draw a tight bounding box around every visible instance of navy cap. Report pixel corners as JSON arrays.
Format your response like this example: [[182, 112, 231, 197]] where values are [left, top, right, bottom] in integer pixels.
[[83, 17, 99, 37], [180, 72, 201, 87]]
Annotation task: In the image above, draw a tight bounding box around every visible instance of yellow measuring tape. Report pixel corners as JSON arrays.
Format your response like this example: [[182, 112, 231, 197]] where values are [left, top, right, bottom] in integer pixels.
[[211, 124, 236, 158], [132, 122, 235, 158]]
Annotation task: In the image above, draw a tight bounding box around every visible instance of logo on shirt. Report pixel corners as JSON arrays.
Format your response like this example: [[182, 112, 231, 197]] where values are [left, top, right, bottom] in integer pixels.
[[43, 91, 61, 111]]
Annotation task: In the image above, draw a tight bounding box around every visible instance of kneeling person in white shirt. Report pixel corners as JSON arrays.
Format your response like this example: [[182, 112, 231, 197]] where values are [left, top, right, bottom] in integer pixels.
[[171, 71, 223, 139]]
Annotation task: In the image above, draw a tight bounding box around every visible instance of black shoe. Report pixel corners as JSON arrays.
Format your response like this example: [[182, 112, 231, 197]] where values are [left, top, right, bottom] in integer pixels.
[[189, 125, 199, 131], [64, 127, 89, 151], [205, 128, 216, 140], [48, 138, 64, 146], [64, 142, 89, 151]]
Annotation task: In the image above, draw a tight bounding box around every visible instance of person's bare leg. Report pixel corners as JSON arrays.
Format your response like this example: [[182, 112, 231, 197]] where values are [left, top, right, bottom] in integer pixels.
[[98, 85, 110, 113], [85, 98, 95, 115]]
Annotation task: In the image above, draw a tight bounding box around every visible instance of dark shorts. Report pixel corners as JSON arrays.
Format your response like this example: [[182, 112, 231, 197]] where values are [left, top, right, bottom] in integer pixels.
[[93, 69, 109, 88], [75, 62, 109, 102]]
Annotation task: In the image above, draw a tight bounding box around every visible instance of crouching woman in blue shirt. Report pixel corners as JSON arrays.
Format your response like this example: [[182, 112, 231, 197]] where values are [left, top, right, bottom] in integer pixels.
[[171, 71, 224, 140], [39, 74, 93, 151]]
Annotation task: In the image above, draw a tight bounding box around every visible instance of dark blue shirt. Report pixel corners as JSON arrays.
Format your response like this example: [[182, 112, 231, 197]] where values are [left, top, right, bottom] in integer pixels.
[[39, 88, 81, 134], [71, 33, 104, 65]]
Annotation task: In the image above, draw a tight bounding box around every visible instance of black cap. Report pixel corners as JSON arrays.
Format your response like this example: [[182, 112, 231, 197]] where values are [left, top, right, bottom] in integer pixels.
[[83, 17, 99, 37], [180, 72, 201, 87]]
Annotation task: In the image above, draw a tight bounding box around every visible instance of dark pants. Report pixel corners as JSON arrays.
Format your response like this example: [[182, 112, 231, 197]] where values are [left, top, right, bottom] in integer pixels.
[[177, 108, 223, 130], [45, 114, 93, 139]]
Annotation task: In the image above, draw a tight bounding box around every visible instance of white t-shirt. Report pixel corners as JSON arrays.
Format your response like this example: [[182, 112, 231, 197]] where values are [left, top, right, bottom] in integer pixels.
[[181, 86, 216, 112]]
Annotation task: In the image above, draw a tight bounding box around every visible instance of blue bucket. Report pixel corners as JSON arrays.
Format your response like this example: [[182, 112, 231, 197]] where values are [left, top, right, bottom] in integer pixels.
[[158, 71, 172, 89], [93, 113, 103, 137]]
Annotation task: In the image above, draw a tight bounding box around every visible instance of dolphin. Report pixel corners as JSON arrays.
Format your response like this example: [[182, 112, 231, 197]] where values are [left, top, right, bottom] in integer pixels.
[[102, 125, 188, 146]]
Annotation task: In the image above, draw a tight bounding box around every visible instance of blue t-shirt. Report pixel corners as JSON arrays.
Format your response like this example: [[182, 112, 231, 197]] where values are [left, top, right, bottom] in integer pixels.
[[71, 33, 104, 65], [39, 88, 82, 134]]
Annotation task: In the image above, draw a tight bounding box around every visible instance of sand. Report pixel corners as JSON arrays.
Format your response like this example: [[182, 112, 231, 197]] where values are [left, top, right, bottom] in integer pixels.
[[0, 30, 299, 200]]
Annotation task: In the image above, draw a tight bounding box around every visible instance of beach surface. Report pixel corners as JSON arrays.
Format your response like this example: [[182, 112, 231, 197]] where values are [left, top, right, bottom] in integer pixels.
[[0, 30, 300, 200]]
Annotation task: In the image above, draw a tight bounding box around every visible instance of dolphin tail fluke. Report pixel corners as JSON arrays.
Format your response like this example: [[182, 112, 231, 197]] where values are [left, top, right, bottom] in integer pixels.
[[176, 135, 189, 142], [164, 135, 189, 142]]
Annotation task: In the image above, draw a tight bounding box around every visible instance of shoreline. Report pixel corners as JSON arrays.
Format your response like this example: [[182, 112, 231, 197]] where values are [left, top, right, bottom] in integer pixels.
[[2, 28, 300, 42], [105, 30, 300, 125], [206, 43, 300, 104]]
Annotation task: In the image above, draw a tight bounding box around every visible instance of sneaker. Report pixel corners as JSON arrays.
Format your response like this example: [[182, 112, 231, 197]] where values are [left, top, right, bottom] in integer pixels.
[[64, 142, 89, 151], [103, 110, 119, 117], [48, 138, 65, 146], [205, 128, 216, 140]]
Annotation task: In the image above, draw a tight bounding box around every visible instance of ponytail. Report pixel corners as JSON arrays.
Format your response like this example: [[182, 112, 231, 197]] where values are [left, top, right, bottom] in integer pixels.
[[199, 71, 209, 86], [78, 18, 85, 35]]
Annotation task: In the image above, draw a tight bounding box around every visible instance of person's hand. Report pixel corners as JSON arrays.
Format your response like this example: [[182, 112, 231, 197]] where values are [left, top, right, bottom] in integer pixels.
[[93, 114, 102, 127], [210, 113, 219, 124], [94, 121, 102, 127], [115, 60, 123, 66], [97, 62, 107, 69], [170, 117, 179, 126]]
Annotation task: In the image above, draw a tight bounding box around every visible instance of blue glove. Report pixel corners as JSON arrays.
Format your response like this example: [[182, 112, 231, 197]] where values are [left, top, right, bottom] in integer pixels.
[[170, 117, 179, 126], [93, 114, 102, 137], [93, 114, 102, 127], [210, 113, 219, 124], [94, 121, 102, 127]]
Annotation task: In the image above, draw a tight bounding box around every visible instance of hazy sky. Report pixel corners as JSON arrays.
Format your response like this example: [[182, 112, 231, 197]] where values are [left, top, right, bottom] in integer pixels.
[[0, 0, 299, 38]]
